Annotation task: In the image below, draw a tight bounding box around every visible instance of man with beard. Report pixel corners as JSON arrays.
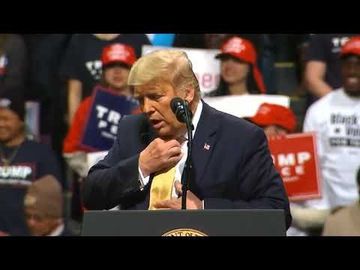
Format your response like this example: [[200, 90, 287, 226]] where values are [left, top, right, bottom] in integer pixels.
[[289, 36, 360, 236]]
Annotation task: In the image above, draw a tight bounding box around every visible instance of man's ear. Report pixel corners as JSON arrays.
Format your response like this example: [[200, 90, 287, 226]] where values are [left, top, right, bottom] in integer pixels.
[[183, 86, 195, 103]]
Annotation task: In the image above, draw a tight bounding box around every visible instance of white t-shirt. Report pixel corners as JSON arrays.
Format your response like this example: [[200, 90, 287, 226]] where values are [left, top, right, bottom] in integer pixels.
[[288, 88, 360, 236]]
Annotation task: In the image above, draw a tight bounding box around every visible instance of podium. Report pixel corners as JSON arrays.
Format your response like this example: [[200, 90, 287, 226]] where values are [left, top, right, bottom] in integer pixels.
[[81, 209, 286, 236]]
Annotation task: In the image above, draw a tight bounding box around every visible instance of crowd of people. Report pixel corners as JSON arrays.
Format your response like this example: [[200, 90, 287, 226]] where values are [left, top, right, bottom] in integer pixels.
[[0, 34, 358, 236]]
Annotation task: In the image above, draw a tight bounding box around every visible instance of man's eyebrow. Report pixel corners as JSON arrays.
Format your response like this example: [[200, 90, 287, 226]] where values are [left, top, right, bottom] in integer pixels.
[[135, 88, 164, 96]]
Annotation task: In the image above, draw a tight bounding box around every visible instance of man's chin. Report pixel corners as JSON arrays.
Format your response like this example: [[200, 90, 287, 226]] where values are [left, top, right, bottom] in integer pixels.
[[156, 129, 176, 140], [157, 131, 172, 140]]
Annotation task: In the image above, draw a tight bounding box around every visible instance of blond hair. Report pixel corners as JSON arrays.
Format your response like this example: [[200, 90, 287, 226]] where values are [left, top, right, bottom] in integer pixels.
[[128, 49, 200, 98]]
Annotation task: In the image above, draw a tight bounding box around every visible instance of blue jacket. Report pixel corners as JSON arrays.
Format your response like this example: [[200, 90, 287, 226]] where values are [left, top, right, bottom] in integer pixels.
[[83, 102, 292, 229]]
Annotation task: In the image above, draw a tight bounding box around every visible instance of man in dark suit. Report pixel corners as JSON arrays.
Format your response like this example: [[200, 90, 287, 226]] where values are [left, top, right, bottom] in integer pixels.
[[83, 49, 292, 229]]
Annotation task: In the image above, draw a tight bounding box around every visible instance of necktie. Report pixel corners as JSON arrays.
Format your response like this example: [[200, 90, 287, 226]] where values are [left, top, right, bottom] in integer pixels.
[[148, 166, 176, 210]]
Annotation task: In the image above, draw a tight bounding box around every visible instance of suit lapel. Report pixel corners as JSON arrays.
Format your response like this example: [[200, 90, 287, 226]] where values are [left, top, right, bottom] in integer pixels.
[[192, 102, 219, 185]]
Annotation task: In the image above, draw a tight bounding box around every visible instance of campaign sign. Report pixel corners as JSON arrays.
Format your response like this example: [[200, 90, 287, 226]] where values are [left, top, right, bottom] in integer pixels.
[[268, 132, 321, 201], [203, 94, 290, 118], [80, 87, 138, 151]]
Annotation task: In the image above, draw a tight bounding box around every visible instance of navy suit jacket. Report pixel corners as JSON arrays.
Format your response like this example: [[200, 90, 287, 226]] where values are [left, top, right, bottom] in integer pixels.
[[83, 102, 292, 228]]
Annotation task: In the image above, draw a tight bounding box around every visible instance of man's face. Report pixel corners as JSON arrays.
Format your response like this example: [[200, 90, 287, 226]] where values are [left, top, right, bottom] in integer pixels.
[[134, 81, 187, 139], [0, 109, 23, 144], [342, 55, 360, 97], [25, 208, 59, 236]]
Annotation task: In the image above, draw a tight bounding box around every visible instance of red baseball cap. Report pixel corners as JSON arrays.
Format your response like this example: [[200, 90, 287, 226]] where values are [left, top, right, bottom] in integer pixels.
[[250, 103, 297, 132], [215, 36, 266, 93], [101, 43, 136, 67], [340, 36, 360, 57]]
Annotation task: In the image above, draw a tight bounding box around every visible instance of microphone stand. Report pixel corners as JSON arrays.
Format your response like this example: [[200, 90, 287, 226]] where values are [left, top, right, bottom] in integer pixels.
[[181, 101, 193, 210]]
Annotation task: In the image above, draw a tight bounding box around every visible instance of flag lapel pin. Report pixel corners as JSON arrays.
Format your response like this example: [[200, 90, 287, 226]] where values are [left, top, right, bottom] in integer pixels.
[[203, 143, 210, 151]]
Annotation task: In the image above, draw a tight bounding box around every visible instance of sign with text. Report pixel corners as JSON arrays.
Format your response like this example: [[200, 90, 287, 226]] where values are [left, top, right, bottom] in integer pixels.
[[142, 45, 220, 95], [203, 95, 290, 118], [80, 87, 139, 151], [268, 133, 321, 201]]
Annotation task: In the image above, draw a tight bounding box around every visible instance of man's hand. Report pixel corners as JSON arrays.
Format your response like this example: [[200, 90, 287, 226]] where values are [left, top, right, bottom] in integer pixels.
[[154, 181, 203, 209], [139, 138, 182, 177]]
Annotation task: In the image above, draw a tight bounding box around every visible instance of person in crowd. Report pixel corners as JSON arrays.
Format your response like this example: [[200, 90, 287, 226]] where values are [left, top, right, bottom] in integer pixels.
[[60, 34, 149, 123], [289, 36, 360, 236], [207, 36, 266, 97], [322, 166, 360, 236], [63, 43, 140, 178], [304, 34, 356, 105], [23, 34, 72, 154], [248, 102, 297, 138], [0, 89, 62, 235], [24, 175, 72, 236], [0, 34, 27, 94]]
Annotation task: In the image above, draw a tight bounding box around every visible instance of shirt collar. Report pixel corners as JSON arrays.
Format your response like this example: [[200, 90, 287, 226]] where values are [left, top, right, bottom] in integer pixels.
[[183, 100, 203, 140], [48, 222, 65, 236]]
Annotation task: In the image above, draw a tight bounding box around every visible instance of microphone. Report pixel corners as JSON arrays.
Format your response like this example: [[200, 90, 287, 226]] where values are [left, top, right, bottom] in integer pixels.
[[170, 97, 193, 210], [170, 97, 190, 123]]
